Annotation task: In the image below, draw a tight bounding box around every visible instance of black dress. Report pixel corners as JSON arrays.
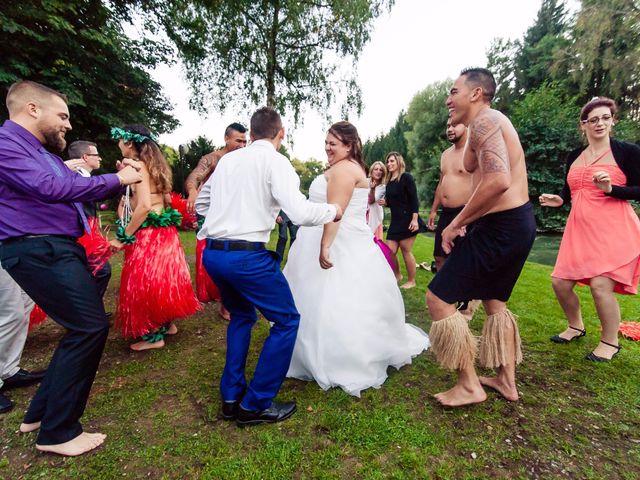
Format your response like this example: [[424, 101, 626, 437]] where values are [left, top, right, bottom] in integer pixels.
[[385, 173, 427, 241]]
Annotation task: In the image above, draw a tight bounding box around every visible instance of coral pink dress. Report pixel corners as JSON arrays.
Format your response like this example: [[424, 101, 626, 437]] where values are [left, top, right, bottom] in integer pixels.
[[552, 162, 640, 294]]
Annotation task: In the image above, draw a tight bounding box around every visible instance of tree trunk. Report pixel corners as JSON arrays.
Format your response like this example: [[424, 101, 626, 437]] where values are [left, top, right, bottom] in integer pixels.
[[266, 0, 280, 107]]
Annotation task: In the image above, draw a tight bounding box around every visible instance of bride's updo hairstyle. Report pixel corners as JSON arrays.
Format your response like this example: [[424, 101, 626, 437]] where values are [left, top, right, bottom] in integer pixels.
[[123, 124, 172, 194], [328, 121, 368, 175]]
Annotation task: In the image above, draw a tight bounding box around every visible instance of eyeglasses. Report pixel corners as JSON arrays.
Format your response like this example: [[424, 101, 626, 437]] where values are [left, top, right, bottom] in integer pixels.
[[85, 153, 101, 157], [582, 114, 613, 125]]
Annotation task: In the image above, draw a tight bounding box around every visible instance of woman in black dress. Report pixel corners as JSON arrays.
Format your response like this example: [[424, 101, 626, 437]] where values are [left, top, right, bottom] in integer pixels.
[[379, 152, 427, 289]]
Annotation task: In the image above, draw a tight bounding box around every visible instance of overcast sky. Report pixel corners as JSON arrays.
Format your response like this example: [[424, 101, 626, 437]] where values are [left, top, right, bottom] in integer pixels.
[[154, 0, 558, 161]]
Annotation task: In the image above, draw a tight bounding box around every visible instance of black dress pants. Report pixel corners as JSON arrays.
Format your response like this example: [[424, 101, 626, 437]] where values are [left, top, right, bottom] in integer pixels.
[[0, 236, 109, 445]]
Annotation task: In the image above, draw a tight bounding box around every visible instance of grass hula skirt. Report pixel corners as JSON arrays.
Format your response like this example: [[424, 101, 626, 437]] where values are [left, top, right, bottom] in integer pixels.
[[116, 208, 201, 338]]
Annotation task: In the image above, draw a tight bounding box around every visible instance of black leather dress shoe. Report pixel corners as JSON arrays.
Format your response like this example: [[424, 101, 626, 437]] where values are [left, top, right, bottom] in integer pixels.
[[1, 369, 46, 390], [0, 393, 14, 414], [236, 401, 297, 427], [221, 400, 240, 420]]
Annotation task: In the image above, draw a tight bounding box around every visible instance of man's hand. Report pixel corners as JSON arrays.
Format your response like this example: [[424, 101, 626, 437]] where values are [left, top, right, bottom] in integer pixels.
[[427, 210, 437, 231], [319, 245, 333, 269], [116, 158, 142, 171], [332, 204, 343, 222], [538, 193, 563, 208], [276, 216, 283, 225], [64, 159, 86, 172], [592, 171, 613, 193], [441, 223, 465, 255], [186, 191, 198, 214], [116, 165, 143, 185]]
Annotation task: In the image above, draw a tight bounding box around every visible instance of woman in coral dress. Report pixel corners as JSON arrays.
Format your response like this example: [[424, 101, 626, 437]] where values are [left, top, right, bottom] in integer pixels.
[[540, 97, 640, 361], [110, 125, 201, 351]]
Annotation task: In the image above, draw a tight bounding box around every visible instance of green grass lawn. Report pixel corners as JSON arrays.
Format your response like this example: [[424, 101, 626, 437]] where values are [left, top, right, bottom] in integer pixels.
[[1, 231, 639, 479]]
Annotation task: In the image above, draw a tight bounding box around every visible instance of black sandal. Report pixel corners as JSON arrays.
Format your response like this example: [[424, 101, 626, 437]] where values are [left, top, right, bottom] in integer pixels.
[[586, 340, 621, 362], [550, 325, 586, 344]]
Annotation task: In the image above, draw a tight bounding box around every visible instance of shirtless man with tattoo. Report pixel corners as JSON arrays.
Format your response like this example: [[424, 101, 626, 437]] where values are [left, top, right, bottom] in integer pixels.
[[426, 68, 536, 407], [185, 123, 248, 213]]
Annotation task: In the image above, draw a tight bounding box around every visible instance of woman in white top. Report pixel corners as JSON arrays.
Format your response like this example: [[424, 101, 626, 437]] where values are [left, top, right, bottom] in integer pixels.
[[284, 121, 429, 397], [367, 161, 386, 239]]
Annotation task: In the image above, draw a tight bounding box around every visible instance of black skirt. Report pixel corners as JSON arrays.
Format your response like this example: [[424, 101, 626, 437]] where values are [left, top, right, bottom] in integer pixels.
[[428, 202, 536, 303]]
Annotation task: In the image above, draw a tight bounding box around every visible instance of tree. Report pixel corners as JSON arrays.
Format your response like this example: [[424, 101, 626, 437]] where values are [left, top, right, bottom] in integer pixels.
[[0, 0, 178, 169], [146, 0, 393, 123], [511, 83, 582, 231], [291, 158, 325, 195], [486, 38, 521, 113], [404, 80, 451, 206], [555, 0, 640, 117], [363, 112, 411, 168]]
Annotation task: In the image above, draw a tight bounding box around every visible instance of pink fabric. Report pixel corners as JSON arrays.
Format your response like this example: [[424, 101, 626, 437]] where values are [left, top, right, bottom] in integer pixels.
[[552, 164, 640, 294], [374, 237, 399, 274]]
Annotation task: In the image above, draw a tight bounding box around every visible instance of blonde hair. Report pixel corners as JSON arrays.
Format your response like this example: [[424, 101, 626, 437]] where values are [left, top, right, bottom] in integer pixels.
[[369, 161, 387, 185], [385, 152, 406, 183]]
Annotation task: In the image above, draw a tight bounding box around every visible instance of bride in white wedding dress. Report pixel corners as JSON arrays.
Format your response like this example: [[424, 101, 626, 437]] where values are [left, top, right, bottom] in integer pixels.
[[284, 121, 429, 397]]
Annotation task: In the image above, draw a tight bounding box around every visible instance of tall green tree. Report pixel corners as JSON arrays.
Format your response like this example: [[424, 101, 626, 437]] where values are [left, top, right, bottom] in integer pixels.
[[140, 0, 393, 123], [363, 112, 410, 168], [555, 0, 640, 116], [0, 0, 177, 169], [404, 80, 451, 205]]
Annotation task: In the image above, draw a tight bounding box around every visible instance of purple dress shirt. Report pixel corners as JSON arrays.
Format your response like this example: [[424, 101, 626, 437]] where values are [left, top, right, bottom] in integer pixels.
[[0, 120, 122, 241]]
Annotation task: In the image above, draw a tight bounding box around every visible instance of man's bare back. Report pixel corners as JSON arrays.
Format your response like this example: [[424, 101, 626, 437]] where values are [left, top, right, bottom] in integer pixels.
[[464, 109, 529, 215]]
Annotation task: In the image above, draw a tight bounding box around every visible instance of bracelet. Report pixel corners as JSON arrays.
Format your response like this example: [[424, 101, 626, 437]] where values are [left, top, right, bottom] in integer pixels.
[[116, 225, 136, 244]]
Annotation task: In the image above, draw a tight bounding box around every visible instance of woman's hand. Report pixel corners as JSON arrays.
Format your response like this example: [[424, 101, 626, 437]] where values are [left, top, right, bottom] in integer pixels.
[[377, 197, 386, 206], [427, 211, 437, 230], [592, 171, 613, 193], [110, 238, 125, 251], [319, 245, 333, 269], [539, 193, 563, 208], [408, 218, 419, 232]]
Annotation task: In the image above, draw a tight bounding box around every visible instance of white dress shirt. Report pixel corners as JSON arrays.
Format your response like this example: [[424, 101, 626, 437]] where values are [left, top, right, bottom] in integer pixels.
[[196, 139, 337, 243]]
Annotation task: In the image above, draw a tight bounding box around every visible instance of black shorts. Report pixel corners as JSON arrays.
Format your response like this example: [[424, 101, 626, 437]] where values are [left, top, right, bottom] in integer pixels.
[[428, 202, 536, 303], [433, 206, 464, 258]]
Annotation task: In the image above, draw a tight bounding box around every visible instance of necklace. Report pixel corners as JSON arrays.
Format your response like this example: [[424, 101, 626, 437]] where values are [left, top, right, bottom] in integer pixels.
[[584, 147, 611, 167]]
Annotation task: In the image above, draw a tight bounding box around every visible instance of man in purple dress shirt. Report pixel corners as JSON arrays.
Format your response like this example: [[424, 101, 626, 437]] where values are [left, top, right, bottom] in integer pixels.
[[0, 80, 142, 456]]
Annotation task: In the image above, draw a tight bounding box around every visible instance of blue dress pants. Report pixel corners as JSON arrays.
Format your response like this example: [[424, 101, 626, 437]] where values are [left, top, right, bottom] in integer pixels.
[[202, 246, 299, 411]]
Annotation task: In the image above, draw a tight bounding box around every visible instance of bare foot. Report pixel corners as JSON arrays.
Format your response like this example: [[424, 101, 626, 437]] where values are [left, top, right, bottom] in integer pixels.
[[479, 376, 519, 401], [400, 281, 416, 289], [218, 303, 230, 321], [166, 323, 178, 335], [20, 421, 41, 433], [36, 432, 106, 456], [434, 383, 487, 407], [130, 339, 165, 351]]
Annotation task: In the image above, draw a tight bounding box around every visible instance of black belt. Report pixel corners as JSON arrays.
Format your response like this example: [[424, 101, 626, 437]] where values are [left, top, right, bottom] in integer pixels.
[[0, 234, 77, 246], [206, 239, 265, 251]]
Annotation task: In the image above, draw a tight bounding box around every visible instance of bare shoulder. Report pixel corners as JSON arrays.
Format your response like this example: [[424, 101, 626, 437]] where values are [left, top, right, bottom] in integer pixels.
[[327, 160, 366, 183], [469, 109, 504, 150]]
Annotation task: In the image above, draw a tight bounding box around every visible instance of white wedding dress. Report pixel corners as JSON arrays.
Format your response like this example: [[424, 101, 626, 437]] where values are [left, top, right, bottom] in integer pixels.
[[284, 175, 429, 397]]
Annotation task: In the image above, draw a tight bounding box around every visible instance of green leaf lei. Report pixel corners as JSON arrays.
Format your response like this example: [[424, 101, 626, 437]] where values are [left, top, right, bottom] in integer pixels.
[[141, 207, 182, 228], [115, 221, 137, 244], [110, 126, 158, 144]]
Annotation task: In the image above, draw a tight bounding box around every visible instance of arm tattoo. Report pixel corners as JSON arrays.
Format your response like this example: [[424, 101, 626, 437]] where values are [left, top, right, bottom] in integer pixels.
[[185, 155, 215, 191], [470, 113, 510, 174]]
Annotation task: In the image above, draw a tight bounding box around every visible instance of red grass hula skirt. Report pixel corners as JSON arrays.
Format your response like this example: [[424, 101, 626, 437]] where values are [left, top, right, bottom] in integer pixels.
[[170, 192, 197, 230], [195, 238, 221, 302], [117, 215, 201, 339], [77, 216, 113, 276]]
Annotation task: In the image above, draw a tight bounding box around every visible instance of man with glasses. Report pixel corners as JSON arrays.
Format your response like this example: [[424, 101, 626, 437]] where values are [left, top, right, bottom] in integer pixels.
[[65, 141, 112, 300]]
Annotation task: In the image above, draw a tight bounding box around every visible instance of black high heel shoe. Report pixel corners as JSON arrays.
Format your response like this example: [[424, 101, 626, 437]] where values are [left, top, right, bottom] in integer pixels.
[[586, 340, 621, 362], [550, 325, 586, 344]]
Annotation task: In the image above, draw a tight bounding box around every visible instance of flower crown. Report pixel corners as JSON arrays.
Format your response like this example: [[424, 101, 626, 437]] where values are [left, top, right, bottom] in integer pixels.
[[110, 127, 158, 144]]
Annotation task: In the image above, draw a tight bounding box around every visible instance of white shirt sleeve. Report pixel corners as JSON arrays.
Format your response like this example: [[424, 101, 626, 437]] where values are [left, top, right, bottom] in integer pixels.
[[270, 156, 337, 227], [195, 180, 211, 216]]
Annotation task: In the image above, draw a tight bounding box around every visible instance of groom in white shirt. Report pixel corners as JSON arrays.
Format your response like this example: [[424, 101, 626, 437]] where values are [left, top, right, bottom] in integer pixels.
[[196, 107, 342, 426]]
